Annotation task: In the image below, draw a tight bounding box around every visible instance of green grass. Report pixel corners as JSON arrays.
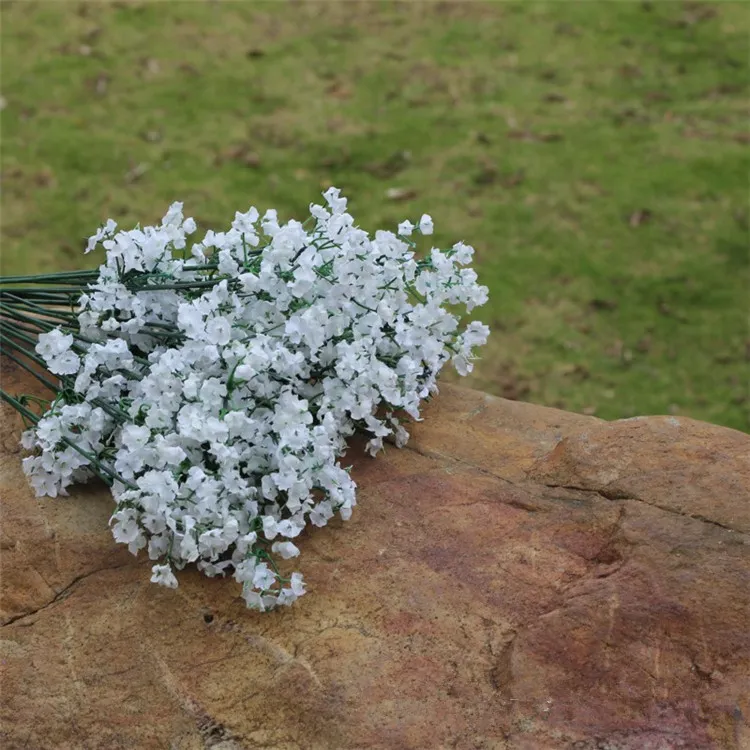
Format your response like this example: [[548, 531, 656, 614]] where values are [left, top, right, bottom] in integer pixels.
[[1, 0, 748, 430]]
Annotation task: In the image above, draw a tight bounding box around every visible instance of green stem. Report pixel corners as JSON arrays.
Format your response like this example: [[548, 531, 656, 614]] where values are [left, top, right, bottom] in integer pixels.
[[0, 321, 43, 348], [0, 347, 59, 392], [1, 293, 79, 321], [0, 331, 56, 370], [0, 318, 46, 342], [0, 390, 135, 488], [0, 271, 96, 285], [0, 304, 65, 333], [90, 397, 130, 422], [0, 287, 84, 295], [129, 278, 224, 292], [0, 389, 41, 423]]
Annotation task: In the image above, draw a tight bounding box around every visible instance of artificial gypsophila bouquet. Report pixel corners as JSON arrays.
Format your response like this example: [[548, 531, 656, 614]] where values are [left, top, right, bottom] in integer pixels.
[[0, 188, 489, 610]]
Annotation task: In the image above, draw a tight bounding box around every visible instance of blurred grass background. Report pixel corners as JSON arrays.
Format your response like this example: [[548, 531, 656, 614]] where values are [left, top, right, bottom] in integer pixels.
[[1, 0, 748, 430]]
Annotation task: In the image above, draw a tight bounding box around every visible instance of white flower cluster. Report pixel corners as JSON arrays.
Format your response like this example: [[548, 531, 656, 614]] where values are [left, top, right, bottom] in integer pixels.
[[21, 188, 489, 610]]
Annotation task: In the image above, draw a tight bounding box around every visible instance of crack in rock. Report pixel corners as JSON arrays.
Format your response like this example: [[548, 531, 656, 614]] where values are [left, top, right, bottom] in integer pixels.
[[401, 442, 745, 535], [542, 483, 745, 536], [401, 442, 521, 489], [401, 442, 547, 513], [2, 562, 138, 627]]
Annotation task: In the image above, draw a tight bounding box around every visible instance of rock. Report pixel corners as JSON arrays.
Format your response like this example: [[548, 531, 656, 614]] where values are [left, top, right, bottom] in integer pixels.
[[1, 357, 748, 749]]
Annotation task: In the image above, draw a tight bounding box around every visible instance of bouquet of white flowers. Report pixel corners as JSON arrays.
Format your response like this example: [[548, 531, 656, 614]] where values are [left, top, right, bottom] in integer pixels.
[[0, 188, 489, 610]]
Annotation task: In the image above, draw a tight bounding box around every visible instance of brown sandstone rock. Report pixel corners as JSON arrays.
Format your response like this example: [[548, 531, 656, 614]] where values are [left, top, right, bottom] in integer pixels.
[[1, 359, 748, 749]]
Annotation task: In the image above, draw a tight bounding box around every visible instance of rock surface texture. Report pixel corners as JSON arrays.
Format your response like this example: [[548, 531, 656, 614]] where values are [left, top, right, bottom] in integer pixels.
[[1, 359, 748, 750]]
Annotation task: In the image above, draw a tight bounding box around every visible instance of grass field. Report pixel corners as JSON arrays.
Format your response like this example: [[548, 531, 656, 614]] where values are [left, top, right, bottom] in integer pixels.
[[1, 1, 748, 430]]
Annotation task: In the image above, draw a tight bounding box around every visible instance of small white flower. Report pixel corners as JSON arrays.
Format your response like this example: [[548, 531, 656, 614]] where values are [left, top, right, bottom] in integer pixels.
[[271, 541, 300, 559], [290, 572, 306, 597], [161, 202, 184, 227], [261, 515, 279, 540], [111, 508, 141, 544], [418, 214, 434, 235], [36, 329, 74, 360], [322, 187, 347, 214], [150, 563, 179, 589], [252, 563, 277, 591], [48, 350, 80, 376], [232, 207, 259, 234], [85, 218, 117, 253], [452, 354, 472, 376], [242, 587, 266, 611], [452, 241, 474, 265], [393, 422, 409, 448], [397, 220, 414, 236]]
